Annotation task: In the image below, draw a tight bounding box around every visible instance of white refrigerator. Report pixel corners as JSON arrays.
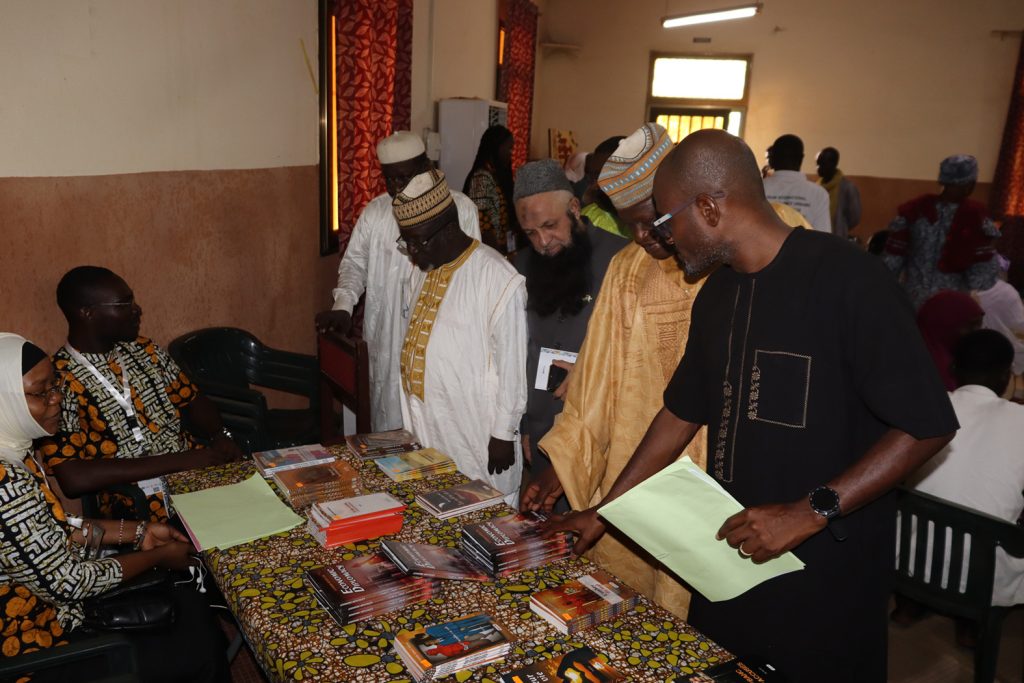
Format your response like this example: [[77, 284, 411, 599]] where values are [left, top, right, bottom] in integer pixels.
[[437, 98, 508, 194]]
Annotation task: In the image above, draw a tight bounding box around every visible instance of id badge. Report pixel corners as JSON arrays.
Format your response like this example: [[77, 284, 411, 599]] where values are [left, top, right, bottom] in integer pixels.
[[534, 347, 578, 391], [137, 477, 165, 497]]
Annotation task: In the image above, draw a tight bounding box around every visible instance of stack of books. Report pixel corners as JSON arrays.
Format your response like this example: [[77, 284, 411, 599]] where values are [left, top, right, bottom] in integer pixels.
[[375, 448, 457, 483], [306, 492, 406, 548], [272, 459, 360, 509], [380, 540, 490, 582], [499, 646, 624, 683], [415, 479, 504, 519], [529, 570, 640, 634], [253, 443, 335, 477], [345, 429, 422, 460], [459, 512, 572, 578], [675, 658, 783, 682], [393, 612, 512, 682], [304, 554, 439, 625]]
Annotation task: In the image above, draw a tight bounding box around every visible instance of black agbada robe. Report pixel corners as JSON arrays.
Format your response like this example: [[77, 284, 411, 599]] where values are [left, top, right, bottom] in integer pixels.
[[664, 229, 957, 682]]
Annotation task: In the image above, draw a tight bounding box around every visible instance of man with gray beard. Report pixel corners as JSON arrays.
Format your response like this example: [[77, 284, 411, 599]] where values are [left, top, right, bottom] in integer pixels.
[[513, 159, 626, 511]]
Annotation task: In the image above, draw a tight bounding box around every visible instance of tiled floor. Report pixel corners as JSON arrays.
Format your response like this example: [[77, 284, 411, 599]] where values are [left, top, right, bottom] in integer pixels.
[[889, 606, 1023, 683]]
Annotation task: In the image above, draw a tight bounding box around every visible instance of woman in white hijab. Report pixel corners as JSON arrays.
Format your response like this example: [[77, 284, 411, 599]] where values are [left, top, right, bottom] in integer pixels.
[[0, 334, 228, 681]]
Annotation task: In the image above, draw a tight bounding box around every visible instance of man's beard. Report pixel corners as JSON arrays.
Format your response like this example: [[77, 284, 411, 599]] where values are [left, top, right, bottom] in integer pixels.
[[526, 218, 593, 319], [676, 228, 731, 278]]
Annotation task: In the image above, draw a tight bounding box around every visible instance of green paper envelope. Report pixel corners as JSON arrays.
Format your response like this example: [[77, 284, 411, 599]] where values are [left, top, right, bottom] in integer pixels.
[[171, 473, 303, 551], [597, 457, 805, 602]]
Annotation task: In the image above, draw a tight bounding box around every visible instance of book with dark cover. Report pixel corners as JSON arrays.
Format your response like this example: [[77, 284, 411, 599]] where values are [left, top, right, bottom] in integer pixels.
[[460, 512, 572, 577], [304, 553, 438, 623], [529, 570, 640, 634], [380, 540, 490, 581], [416, 479, 504, 518], [675, 658, 786, 683], [253, 443, 335, 477], [499, 646, 625, 683], [345, 428, 422, 460]]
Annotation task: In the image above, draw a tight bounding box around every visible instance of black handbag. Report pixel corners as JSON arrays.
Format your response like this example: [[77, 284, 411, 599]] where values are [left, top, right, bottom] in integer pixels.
[[82, 568, 176, 633]]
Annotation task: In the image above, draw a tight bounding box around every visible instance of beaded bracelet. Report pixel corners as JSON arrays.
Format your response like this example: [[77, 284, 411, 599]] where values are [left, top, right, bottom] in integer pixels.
[[117, 518, 125, 545], [133, 521, 148, 551]]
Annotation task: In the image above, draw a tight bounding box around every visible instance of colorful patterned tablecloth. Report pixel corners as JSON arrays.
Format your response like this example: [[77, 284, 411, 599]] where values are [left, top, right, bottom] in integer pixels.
[[167, 449, 731, 682]]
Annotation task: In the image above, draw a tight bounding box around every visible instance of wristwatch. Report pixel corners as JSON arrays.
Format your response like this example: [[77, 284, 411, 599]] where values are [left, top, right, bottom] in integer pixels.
[[808, 486, 848, 541]]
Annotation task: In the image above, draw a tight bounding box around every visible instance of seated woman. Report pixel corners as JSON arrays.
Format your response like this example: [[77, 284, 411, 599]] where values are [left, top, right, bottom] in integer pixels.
[[0, 333, 228, 682]]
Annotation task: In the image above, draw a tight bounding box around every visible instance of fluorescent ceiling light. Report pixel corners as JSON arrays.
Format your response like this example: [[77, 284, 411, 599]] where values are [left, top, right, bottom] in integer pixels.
[[662, 3, 762, 29]]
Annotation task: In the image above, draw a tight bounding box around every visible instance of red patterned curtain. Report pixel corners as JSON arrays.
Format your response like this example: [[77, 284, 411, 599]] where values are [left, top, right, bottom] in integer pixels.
[[498, 0, 538, 170], [993, 36, 1024, 218], [334, 0, 413, 248]]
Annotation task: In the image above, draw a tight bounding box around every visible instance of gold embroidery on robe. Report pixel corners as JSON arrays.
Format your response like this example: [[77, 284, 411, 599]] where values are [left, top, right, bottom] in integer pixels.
[[400, 241, 480, 401]]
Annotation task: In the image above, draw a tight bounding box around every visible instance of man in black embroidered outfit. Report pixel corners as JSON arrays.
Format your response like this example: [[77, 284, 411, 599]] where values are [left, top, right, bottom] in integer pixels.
[[548, 130, 958, 681]]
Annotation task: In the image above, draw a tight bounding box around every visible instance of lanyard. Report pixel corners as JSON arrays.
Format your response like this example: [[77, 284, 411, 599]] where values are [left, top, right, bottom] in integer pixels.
[[64, 344, 146, 445]]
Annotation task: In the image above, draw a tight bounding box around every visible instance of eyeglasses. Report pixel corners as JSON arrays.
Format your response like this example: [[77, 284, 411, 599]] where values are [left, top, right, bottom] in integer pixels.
[[26, 374, 67, 403], [396, 220, 451, 255], [651, 191, 727, 241], [90, 298, 137, 309]]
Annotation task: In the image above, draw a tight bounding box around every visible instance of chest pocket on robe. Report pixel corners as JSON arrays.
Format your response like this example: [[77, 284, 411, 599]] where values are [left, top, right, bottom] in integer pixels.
[[747, 350, 812, 428]]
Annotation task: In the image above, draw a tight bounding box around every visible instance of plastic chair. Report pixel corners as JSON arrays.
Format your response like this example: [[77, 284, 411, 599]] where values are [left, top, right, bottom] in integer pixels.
[[894, 488, 1024, 683], [0, 632, 140, 682], [169, 328, 320, 453], [318, 331, 371, 445]]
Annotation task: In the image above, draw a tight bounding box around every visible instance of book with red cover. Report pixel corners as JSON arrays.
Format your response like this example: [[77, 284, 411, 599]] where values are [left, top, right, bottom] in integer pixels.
[[307, 492, 406, 547], [499, 646, 625, 683]]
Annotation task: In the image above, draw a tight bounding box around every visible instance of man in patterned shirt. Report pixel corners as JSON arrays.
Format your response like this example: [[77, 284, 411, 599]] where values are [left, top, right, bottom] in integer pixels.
[[42, 266, 242, 522], [882, 154, 1000, 308]]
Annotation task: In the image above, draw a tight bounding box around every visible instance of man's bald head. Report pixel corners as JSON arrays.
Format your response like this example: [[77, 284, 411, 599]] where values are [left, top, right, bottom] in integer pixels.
[[655, 129, 767, 206], [652, 130, 782, 276]]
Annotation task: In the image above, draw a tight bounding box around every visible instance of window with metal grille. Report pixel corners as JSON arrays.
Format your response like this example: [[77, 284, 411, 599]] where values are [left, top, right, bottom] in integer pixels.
[[647, 54, 751, 142]]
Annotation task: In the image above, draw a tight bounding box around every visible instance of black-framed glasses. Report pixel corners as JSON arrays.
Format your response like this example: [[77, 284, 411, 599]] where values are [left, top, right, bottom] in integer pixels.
[[651, 191, 727, 240], [396, 220, 451, 255], [26, 373, 67, 403]]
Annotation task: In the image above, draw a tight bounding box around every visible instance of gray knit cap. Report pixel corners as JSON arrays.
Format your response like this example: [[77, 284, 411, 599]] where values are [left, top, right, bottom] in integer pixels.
[[513, 159, 574, 202]]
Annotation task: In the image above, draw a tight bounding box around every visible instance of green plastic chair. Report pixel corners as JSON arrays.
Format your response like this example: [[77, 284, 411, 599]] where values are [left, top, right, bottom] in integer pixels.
[[169, 327, 320, 453], [895, 488, 1024, 683]]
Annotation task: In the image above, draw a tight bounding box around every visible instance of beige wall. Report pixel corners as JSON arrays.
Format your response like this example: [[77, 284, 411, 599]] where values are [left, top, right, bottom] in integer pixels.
[[533, 0, 1024, 181], [0, 0, 332, 369], [410, 0, 499, 136], [0, 0, 318, 176]]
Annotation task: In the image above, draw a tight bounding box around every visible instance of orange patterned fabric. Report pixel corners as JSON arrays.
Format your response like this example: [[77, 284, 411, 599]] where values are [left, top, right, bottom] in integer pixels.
[[42, 338, 199, 523], [334, 0, 415, 250], [499, 0, 538, 170], [993, 37, 1024, 218]]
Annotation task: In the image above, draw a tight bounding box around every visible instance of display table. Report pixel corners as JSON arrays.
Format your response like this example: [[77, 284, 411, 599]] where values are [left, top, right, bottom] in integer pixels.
[[167, 448, 731, 682]]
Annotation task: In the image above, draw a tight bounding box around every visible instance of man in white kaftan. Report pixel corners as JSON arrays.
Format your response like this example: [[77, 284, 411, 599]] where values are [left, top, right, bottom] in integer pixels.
[[317, 132, 481, 431], [392, 170, 527, 505]]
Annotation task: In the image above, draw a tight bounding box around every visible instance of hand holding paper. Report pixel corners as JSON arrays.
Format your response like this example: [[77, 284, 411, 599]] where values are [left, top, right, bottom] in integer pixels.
[[597, 457, 804, 602]]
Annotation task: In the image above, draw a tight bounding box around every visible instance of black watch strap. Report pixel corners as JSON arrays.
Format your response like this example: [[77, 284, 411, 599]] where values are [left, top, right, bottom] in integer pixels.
[[809, 486, 848, 542]]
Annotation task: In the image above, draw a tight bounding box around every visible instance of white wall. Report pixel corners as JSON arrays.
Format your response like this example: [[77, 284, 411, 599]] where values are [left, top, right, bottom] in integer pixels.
[[534, 0, 1024, 181], [0, 0, 318, 177], [410, 0, 499, 136]]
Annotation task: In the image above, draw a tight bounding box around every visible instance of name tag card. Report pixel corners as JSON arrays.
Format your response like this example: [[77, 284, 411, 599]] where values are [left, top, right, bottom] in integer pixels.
[[534, 347, 578, 391]]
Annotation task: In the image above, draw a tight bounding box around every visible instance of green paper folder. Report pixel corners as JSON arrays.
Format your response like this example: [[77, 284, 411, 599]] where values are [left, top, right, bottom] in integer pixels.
[[171, 473, 304, 551], [597, 457, 805, 602]]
